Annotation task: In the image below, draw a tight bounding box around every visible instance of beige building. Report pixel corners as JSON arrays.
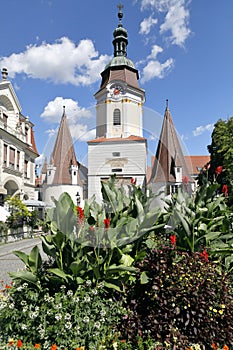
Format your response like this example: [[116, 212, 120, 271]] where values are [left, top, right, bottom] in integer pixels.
[[0, 68, 38, 206]]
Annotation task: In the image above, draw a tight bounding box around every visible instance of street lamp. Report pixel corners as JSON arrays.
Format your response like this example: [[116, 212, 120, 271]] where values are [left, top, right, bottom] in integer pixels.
[[76, 192, 81, 206]]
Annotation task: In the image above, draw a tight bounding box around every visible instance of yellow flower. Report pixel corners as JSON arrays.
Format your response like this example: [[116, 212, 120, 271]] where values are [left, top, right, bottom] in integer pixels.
[[221, 304, 226, 309], [213, 308, 217, 313], [219, 309, 224, 315], [209, 306, 213, 311]]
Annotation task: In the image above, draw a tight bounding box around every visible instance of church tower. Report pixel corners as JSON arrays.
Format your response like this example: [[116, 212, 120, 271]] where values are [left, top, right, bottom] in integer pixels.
[[88, 5, 147, 202]]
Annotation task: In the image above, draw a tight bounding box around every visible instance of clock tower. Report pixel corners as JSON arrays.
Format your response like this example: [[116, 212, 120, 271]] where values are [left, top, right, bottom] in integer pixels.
[[88, 5, 147, 201], [94, 4, 145, 139]]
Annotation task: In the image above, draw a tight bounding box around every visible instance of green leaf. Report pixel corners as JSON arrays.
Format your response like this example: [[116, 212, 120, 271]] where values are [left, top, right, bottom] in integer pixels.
[[9, 271, 38, 285], [28, 245, 42, 274], [47, 268, 72, 282], [120, 253, 134, 267], [13, 250, 29, 266], [140, 271, 149, 284]]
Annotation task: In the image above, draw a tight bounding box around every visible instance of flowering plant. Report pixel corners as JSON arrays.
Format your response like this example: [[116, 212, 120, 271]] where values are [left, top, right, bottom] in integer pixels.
[[0, 280, 126, 349]]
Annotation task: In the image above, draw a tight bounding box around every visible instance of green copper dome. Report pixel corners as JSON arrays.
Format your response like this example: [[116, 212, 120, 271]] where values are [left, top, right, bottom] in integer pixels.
[[105, 56, 135, 69]]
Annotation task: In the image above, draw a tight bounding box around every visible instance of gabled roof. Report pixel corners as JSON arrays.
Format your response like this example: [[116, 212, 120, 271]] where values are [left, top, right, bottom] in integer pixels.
[[184, 155, 210, 176], [149, 102, 192, 184], [50, 107, 81, 185]]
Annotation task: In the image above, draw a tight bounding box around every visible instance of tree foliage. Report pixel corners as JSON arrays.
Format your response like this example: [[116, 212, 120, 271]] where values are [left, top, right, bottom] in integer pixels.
[[206, 117, 233, 205]]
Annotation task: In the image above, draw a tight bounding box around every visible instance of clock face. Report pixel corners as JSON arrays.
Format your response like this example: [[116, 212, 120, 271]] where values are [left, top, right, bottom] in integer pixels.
[[110, 84, 124, 98]]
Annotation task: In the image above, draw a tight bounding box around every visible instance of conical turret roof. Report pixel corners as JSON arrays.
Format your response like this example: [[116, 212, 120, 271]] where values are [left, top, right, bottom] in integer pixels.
[[149, 101, 192, 184], [50, 107, 80, 185]]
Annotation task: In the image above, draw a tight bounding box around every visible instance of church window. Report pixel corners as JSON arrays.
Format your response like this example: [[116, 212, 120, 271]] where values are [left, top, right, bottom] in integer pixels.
[[112, 152, 120, 157], [113, 109, 121, 126]]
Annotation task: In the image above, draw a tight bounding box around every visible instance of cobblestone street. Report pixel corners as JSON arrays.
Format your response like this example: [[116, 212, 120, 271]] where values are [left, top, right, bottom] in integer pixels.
[[0, 238, 44, 284]]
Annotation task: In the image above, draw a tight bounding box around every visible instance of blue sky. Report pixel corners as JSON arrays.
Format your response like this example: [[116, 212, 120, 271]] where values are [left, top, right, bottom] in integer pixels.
[[1, 0, 233, 167]]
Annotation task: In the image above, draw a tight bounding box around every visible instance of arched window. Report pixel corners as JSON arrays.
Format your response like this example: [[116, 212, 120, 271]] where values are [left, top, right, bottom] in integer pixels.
[[113, 109, 121, 126]]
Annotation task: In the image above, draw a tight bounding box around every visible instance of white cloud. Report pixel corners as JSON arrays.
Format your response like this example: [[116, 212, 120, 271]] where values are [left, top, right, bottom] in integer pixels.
[[41, 97, 93, 123], [148, 44, 163, 59], [160, 1, 191, 46], [193, 123, 214, 136], [139, 15, 158, 35], [41, 97, 95, 142], [140, 0, 191, 46], [141, 58, 174, 82], [140, 45, 174, 82], [0, 37, 111, 86]]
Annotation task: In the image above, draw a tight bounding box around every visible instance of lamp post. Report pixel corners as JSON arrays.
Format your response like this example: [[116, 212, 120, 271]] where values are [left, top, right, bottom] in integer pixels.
[[76, 192, 81, 206]]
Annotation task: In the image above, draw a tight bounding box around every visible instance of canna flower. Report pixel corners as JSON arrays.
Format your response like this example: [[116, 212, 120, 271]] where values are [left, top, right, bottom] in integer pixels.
[[215, 165, 223, 175], [211, 343, 218, 350], [34, 345, 41, 349], [223, 346, 229, 350], [77, 206, 84, 224], [104, 217, 110, 229], [17, 339, 23, 348], [222, 184, 228, 197], [130, 177, 137, 185], [200, 249, 209, 262], [182, 176, 189, 184], [5, 284, 11, 289], [203, 162, 211, 171], [169, 235, 176, 246]]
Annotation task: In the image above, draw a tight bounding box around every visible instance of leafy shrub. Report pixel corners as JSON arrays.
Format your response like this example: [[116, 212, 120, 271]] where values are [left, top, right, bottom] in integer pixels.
[[120, 245, 233, 348]]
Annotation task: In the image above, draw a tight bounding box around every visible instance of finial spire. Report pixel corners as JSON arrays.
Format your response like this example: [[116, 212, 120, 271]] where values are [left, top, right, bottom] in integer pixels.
[[117, 3, 123, 24], [166, 99, 169, 109]]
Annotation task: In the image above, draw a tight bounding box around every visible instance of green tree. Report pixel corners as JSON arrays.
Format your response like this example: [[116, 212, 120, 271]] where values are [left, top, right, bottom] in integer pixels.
[[5, 196, 32, 229]]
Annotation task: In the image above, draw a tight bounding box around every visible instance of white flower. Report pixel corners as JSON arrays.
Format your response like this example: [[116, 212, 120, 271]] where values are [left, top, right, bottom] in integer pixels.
[[84, 296, 91, 302], [86, 280, 92, 286], [83, 316, 90, 323], [64, 313, 71, 320], [55, 313, 62, 321], [100, 309, 106, 317], [67, 290, 73, 297], [65, 321, 72, 329], [21, 324, 27, 330]]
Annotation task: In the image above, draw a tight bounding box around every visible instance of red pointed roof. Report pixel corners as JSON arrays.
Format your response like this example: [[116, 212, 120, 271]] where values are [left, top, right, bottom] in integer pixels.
[[50, 107, 80, 185], [149, 102, 192, 184]]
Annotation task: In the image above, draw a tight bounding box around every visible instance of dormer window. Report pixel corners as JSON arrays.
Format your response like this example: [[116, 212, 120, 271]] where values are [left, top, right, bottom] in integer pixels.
[[113, 108, 121, 126]]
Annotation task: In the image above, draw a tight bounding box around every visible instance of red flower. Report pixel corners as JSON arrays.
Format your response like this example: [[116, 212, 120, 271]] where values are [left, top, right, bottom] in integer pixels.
[[169, 235, 176, 245], [51, 345, 58, 350], [203, 162, 211, 171], [5, 284, 11, 289], [130, 177, 137, 185], [215, 166, 223, 175], [200, 249, 209, 262], [223, 345, 229, 350], [104, 218, 110, 229], [77, 206, 84, 224], [182, 176, 189, 184], [222, 184, 228, 197], [17, 340, 23, 348], [34, 345, 41, 349]]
